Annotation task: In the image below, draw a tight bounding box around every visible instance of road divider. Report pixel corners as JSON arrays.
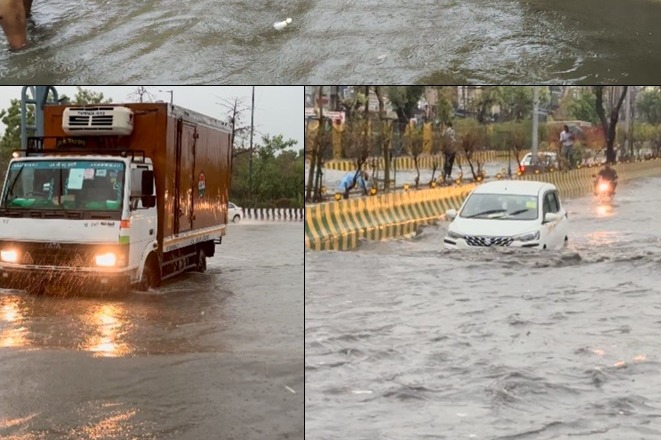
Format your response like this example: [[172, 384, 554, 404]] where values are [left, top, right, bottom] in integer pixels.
[[305, 184, 476, 251], [242, 208, 304, 221], [518, 158, 661, 197]]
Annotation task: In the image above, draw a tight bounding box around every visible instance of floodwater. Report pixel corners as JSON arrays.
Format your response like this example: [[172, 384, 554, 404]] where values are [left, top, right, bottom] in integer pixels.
[[305, 177, 661, 439], [1, 0, 660, 83], [0, 222, 303, 440]]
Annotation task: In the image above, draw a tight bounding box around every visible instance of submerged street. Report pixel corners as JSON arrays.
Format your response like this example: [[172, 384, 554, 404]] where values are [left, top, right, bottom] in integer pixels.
[[1, 222, 303, 440], [306, 176, 661, 439]]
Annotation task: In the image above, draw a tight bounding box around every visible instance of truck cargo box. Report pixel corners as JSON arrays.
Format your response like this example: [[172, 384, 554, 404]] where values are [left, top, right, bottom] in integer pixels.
[[41, 103, 233, 251]]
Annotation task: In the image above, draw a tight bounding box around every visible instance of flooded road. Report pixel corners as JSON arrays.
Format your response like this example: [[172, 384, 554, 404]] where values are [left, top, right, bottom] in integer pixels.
[[1, 222, 303, 440], [305, 177, 661, 439], [1, 0, 660, 83]]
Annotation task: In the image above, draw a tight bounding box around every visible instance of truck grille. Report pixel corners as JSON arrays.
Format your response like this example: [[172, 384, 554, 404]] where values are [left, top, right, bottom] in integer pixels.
[[0, 241, 128, 267], [21, 244, 95, 266], [465, 235, 513, 247]]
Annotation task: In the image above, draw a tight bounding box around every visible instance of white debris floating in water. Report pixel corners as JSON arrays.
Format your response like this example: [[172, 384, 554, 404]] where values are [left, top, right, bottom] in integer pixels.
[[274, 18, 292, 31]]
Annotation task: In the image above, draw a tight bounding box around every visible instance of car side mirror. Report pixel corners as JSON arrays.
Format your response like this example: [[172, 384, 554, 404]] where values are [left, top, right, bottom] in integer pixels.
[[446, 209, 457, 220], [544, 212, 560, 223]]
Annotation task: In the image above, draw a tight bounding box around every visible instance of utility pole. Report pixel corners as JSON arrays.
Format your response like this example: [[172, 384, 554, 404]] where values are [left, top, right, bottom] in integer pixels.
[[249, 86, 255, 202], [532, 86, 539, 160], [159, 89, 173, 106], [624, 86, 632, 157]]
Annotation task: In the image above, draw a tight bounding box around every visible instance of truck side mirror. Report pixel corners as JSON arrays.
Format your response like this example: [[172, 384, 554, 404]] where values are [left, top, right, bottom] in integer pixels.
[[140, 170, 155, 208], [141, 170, 154, 196], [141, 195, 156, 208]]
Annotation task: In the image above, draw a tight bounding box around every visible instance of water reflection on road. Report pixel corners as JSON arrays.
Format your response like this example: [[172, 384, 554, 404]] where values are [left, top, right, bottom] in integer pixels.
[[1, 222, 303, 440]]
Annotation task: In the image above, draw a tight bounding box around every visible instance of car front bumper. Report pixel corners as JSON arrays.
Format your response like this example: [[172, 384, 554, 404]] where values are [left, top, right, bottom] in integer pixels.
[[443, 237, 540, 249]]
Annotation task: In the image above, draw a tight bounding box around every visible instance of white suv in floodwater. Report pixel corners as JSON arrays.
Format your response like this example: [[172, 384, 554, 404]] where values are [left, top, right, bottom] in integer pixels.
[[444, 180, 569, 250]]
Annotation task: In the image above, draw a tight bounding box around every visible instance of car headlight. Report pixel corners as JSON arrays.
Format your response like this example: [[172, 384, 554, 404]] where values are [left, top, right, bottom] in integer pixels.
[[95, 252, 117, 267], [0, 249, 18, 263], [447, 230, 464, 239], [514, 231, 540, 242]]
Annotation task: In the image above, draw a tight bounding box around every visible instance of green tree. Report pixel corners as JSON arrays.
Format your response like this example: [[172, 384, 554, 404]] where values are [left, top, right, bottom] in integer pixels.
[[473, 87, 503, 123], [500, 87, 551, 122], [230, 134, 301, 208], [434, 87, 455, 124], [568, 92, 599, 124], [388, 86, 425, 129], [63, 86, 112, 105], [636, 89, 661, 125]]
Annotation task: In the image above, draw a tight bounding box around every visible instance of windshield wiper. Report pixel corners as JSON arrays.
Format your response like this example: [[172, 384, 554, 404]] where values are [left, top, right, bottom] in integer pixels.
[[464, 209, 506, 218], [3, 165, 24, 209], [507, 208, 530, 216]]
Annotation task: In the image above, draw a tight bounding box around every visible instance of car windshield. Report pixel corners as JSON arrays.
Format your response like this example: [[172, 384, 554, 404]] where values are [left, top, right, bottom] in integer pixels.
[[2, 160, 125, 211], [460, 193, 539, 220]]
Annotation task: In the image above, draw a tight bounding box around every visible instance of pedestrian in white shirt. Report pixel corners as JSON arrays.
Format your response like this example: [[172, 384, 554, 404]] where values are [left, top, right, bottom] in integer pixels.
[[559, 125, 575, 169]]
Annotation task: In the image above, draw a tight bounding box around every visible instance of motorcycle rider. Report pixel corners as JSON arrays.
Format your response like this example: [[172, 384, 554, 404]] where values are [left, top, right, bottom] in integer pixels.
[[594, 162, 618, 195]]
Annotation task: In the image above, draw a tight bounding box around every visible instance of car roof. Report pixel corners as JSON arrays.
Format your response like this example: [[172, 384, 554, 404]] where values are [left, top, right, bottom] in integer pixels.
[[471, 180, 556, 196]]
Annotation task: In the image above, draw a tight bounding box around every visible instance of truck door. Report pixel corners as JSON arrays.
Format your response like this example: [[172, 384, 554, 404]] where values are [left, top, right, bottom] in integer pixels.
[[174, 119, 197, 234]]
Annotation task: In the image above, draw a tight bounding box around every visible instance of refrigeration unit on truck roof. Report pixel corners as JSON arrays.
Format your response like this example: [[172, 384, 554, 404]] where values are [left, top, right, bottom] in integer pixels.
[[62, 106, 134, 136]]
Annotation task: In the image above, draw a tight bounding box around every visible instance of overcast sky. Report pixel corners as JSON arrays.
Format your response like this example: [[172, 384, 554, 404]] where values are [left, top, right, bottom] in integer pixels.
[[0, 86, 303, 149]]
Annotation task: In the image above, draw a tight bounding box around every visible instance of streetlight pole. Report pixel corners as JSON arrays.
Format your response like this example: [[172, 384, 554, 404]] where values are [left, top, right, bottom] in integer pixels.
[[532, 86, 539, 160], [249, 86, 255, 203], [159, 89, 173, 106]]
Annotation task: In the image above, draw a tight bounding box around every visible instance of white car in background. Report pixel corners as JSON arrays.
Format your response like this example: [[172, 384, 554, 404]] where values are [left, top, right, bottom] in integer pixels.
[[228, 202, 243, 223], [444, 180, 569, 250]]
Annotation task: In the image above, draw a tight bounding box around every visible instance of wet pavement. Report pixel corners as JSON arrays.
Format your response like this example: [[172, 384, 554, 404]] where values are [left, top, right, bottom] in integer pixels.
[[305, 176, 661, 439], [1, 221, 303, 440], [1, 0, 660, 82]]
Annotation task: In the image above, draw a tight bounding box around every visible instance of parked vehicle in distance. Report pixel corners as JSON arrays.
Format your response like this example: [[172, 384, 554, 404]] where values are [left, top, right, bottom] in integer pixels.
[[444, 180, 569, 250], [228, 202, 243, 223], [519, 152, 558, 174]]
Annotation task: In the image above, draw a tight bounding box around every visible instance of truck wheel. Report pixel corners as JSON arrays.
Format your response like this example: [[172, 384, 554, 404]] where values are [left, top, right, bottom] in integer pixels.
[[138, 256, 161, 291], [196, 249, 207, 273], [232, 215, 241, 223]]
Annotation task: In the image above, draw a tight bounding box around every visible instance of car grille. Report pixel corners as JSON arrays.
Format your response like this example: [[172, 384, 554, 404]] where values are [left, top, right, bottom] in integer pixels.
[[464, 235, 513, 247]]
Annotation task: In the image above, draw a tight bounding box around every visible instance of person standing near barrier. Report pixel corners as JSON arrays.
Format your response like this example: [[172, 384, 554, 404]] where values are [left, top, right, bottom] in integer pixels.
[[560, 125, 575, 169], [443, 122, 457, 181], [339, 170, 369, 199]]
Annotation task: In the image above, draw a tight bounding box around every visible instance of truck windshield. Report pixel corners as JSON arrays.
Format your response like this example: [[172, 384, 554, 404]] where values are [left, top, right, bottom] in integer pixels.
[[2, 160, 125, 211]]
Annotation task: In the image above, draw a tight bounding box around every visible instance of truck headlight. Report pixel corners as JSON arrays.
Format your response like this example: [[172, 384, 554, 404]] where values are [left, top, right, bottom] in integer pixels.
[[514, 231, 540, 242], [0, 249, 18, 263], [95, 252, 117, 267]]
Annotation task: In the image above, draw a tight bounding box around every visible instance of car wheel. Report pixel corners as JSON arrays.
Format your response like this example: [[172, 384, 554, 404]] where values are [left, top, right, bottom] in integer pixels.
[[232, 215, 241, 223]]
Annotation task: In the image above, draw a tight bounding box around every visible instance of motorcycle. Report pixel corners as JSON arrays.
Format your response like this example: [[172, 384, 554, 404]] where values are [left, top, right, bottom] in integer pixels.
[[593, 177, 615, 203]]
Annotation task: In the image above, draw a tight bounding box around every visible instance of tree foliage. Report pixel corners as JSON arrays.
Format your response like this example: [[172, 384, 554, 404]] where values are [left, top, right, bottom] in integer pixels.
[[568, 92, 599, 124], [231, 135, 302, 208], [388, 86, 425, 128], [636, 88, 661, 125], [499, 87, 550, 122]]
